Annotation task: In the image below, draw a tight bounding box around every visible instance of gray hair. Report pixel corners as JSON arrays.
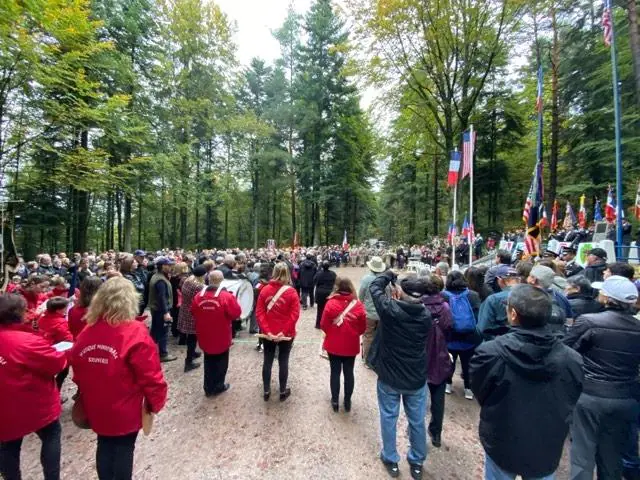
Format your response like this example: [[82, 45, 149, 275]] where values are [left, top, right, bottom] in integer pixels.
[[566, 275, 593, 296], [436, 262, 449, 276]]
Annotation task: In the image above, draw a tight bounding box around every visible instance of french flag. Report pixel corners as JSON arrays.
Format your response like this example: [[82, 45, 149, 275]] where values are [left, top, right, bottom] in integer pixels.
[[606, 186, 616, 222]]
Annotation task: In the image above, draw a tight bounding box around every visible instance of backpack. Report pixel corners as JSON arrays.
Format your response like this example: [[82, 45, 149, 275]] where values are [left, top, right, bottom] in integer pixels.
[[448, 290, 476, 333]]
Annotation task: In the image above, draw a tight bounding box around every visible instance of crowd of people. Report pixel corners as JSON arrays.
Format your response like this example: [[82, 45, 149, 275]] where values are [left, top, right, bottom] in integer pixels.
[[0, 239, 639, 480]]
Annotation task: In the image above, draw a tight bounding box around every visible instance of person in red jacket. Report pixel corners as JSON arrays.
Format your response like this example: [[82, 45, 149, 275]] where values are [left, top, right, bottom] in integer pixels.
[[70, 277, 168, 480], [21, 275, 49, 328], [255, 262, 301, 402], [0, 293, 67, 480], [47, 276, 68, 299], [320, 277, 367, 412], [38, 296, 73, 391], [68, 276, 102, 340], [191, 270, 241, 396]]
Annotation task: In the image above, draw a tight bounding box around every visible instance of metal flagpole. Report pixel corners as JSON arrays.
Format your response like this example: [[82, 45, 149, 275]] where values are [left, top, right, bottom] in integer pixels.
[[608, 3, 624, 259], [469, 124, 474, 267], [452, 148, 458, 268]]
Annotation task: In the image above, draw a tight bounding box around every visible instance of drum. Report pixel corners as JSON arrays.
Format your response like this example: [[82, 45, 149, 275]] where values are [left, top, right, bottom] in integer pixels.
[[220, 279, 254, 319]]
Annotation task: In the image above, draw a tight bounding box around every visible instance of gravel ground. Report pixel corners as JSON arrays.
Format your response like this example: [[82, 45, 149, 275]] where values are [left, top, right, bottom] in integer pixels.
[[20, 267, 571, 479]]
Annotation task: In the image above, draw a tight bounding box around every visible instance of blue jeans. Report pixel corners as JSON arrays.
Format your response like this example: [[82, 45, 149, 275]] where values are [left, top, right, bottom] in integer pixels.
[[485, 453, 555, 480], [377, 379, 427, 465]]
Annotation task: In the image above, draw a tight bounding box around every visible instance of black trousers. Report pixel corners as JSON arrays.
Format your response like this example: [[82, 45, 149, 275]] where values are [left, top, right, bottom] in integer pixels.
[[428, 382, 447, 438], [571, 393, 637, 480], [170, 306, 180, 337], [328, 354, 355, 403], [56, 366, 69, 391], [185, 334, 198, 364], [300, 288, 314, 308], [263, 339, 293, 393], [96, 431, 138, 480], [0, 419, 61, 480], [447, 347, 475, 389], [204, 350, 229, 395], [315, 290, 331, 329]]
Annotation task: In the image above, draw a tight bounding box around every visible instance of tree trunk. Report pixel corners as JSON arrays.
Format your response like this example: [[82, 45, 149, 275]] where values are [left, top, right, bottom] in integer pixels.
[[124, 194, 132, 252], [160, 178, 165, 248], [116, 189, 122, 251], [627, 0, 640, 105], [170, 191, 177, 248], [252, 168, 259, 250], [290, 179, 296, 242], [550, 3, 560, 209], [433, 150, 439, 235], [137, 185, 143, 249], [195, 158, 200, 246], [75, 131, 90, 253]]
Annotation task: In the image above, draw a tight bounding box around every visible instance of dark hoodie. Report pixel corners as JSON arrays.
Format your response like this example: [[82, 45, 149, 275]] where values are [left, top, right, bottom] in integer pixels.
[[470, 327, 583, 478], [299, 259, 317, 289]]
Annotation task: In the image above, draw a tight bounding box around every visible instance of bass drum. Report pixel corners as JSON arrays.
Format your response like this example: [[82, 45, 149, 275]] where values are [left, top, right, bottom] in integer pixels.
[[220, 279, 254, 320]]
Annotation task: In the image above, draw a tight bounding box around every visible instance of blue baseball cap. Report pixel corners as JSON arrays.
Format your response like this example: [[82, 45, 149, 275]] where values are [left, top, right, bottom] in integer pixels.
[[134, 250, 146, 257], [155, 257, 175, 266]]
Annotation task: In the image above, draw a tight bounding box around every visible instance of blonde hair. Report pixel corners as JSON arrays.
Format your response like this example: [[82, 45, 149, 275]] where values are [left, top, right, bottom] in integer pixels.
[[173, 262, 189, 276], [86, 277, 139, 326], [272, 262, 291, 285]]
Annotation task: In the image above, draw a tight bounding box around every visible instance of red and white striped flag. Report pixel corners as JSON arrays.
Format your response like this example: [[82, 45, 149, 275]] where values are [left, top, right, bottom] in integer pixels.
[[603, 0, 612, 47], [461, 130, 476, 179]]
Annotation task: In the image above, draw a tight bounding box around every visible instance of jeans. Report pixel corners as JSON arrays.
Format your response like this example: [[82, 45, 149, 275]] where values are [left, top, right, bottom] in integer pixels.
[[0, 419, 61, 480], [96, 431, 138, 480], [427, 382, 446, 438], [376, 379, 427, 465], [447, 348, 475, 389], [485, 453, 555, 480], [150, 311, 168, 356], [570, 393, 637, 480], [263, 339, 293, 393], [185, 334, 198, 364], [203, 350, 229, 395], [328, 354, 355, 403]]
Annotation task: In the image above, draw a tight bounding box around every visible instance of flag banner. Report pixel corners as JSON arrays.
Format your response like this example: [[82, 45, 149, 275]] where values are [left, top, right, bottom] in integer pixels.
[[603, 0, 612, 47], [461, 131, 476, 180], [594, 198, 603, 222], [447, 224, 458, 243], [540, 205, 548, 228], [563, 202, 576, 230], [606, 185, 616, 222], [523, 161, 545, 257], [342, 230, 349, 250], [578, 194, 587, 228], [448, 151, 461, 187], [462, 215, 470, 237], [635, 182, 640, 220], [551, 200, 559, 231]]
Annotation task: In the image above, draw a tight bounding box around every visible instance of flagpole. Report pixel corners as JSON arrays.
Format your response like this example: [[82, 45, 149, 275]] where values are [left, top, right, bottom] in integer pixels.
[[609, 2, 624, 258], [469, 125, 474, 267], [452, 148, 458, 268]]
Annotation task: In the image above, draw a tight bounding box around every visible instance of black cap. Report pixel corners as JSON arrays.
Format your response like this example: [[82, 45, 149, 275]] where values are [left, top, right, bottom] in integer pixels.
[[192, 266, 207, 277], [562, 245, 577, 254], [400, 278, 428, 298], [588, 247, 607, 260]]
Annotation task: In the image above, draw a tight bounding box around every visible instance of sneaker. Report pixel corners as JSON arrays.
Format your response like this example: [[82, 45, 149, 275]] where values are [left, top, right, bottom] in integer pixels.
[[160, 354, 178, 363], [256, 342, 262, 351], [381, 459, 400, 478], [464, 388, 474, 400], [263, 390, 271, 401], [184, 362, 201, 373], [409, 463, 423, 480], [445, 384, 452, 394]]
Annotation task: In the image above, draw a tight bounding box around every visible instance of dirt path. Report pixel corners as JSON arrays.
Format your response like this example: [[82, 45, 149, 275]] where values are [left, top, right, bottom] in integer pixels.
[[20, 267, 570, 479]]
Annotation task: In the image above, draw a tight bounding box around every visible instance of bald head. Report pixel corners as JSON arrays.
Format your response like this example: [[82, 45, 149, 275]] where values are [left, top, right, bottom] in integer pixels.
[[209, 270, 224, 286]]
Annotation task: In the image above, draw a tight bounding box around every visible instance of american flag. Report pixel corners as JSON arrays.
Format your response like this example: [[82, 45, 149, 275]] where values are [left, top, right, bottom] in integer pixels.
[[460, 130, 476, 179], [535, 66, 543, 113], [603, 0, 612, 47]]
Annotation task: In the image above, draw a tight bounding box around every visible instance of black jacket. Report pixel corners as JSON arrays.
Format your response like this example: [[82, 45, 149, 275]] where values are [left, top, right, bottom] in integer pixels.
[[564, 307, 640, 399], [368, 272, 432, 391], [583, 262, 606, 283], [299, 260, 317, 289], [470, 327, 583, 478], [566, 293, 603, 318], [314, 269, 336, 295]]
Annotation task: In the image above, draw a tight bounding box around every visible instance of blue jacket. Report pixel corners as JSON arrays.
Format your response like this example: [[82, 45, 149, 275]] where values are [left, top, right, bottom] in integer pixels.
[[477, 288, 512, 340]]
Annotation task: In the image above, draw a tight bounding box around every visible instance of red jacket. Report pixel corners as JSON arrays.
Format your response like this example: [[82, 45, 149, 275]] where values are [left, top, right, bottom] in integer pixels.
[[71, 319, 168, 436], [48, 287, 68, 298], [38, 310, 73, 345], [22, 291, 48, 327], [321, 293, 367, 357], [0, 327, 67, 441], [255, 281, 300, 338], [68, 305, 88, 340], [191, 286, 242, 355]]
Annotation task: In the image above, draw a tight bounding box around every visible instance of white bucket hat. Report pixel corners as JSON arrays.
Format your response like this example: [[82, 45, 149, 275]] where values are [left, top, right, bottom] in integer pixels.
[[366, 256, 386, 273]]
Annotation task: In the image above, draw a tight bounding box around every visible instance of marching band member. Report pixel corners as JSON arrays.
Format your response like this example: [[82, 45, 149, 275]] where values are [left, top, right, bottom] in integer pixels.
[[191, 270, 241, 396], [256, 262, 300, 402], [71, 277, 168, 480]]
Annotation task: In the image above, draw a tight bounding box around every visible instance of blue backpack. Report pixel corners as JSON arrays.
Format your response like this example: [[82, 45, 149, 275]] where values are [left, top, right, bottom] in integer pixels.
[[448, 290, 476, 333]]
